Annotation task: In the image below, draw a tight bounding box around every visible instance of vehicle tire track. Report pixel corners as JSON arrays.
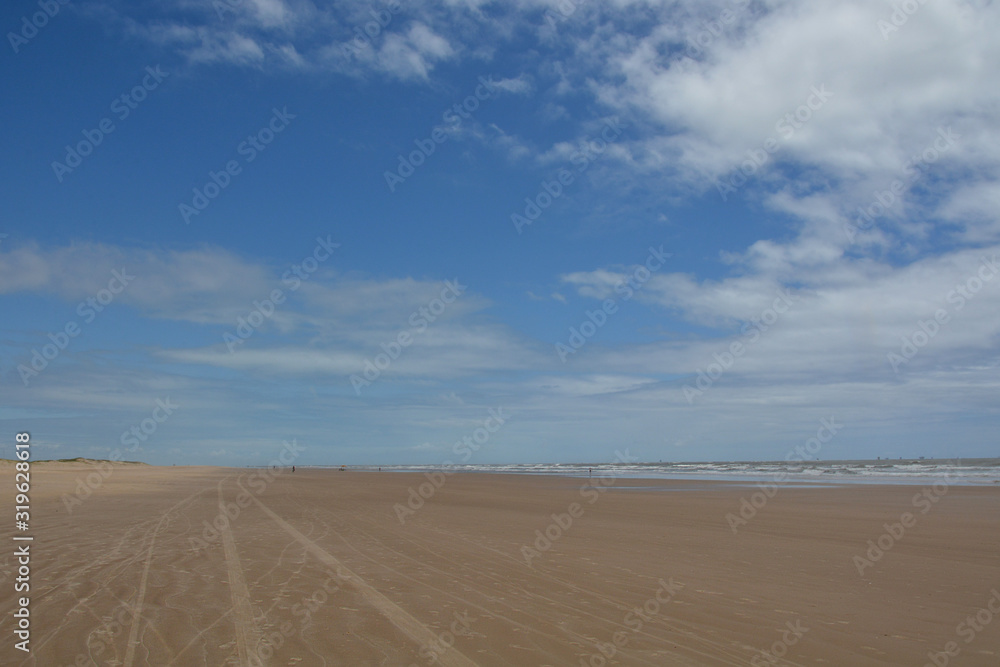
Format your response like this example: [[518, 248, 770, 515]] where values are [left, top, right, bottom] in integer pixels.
[[246, 492, 480, 667], [310, 513, 678, 667], [24, 490, 209, 663], [122, 487, 210, 667], [122, 513, 165, 667], [219, 483, 264, 667], [348, 513, 749, 665]]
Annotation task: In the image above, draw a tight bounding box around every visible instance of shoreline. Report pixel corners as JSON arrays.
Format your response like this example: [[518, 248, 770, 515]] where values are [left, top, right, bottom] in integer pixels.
[[13, 458, 1000, 486]]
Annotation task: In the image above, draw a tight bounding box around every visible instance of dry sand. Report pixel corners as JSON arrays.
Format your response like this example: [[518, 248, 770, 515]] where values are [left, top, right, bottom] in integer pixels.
[[2, 464, 999, 666]]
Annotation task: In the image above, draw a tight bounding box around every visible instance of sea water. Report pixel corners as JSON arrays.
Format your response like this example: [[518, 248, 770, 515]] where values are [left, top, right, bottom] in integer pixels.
[[334, 458, 1000, 486]]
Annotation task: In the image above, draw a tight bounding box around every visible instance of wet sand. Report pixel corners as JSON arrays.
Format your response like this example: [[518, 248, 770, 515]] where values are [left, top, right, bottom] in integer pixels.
[[2, 463, 999, 666]]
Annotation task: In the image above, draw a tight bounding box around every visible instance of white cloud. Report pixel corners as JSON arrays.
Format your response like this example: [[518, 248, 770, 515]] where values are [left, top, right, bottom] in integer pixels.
[[593, 0, 1000, 237], [0, 242, 276, 324], [562, 244, 1000, 389], [373, 23, 456, 80], [530, 374, 656, 396], [940, 181, 1000, 243], [491, 74, 532, 94], [246, 0, 296, 29]]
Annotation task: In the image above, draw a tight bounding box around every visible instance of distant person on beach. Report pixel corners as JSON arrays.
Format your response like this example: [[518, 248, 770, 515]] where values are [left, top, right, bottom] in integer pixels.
[[292, 466, 295, 472]]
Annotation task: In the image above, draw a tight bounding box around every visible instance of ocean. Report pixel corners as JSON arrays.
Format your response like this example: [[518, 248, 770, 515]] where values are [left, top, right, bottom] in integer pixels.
[[324, 458, 1000, 486]]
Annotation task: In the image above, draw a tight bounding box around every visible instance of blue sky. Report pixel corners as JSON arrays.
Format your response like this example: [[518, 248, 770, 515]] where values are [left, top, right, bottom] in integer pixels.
[[2, 0, 999, 466]]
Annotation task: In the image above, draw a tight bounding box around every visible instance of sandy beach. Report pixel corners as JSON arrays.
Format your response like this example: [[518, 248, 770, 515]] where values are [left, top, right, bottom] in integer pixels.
[[3, 464, 999, 666]]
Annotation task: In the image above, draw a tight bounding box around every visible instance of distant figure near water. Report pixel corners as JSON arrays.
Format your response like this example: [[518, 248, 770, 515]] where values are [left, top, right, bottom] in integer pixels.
[[292, 466, 295, 472]]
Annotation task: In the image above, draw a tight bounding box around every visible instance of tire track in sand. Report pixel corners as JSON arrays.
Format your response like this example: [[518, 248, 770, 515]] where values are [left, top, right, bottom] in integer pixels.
[[122, 509, 169, 666], [218, 483, 264, 667], [25, 489, 209, 665], [121, 485, 215, 667], [246, 492, 479, 667]]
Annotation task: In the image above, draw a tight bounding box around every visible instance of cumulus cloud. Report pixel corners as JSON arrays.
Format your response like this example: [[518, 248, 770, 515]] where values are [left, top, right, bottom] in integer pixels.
[[594, 0, 1000, 239]]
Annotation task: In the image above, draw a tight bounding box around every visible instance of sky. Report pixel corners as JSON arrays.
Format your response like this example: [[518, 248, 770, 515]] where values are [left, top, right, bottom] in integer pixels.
[[1, 0, 999, 466]]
